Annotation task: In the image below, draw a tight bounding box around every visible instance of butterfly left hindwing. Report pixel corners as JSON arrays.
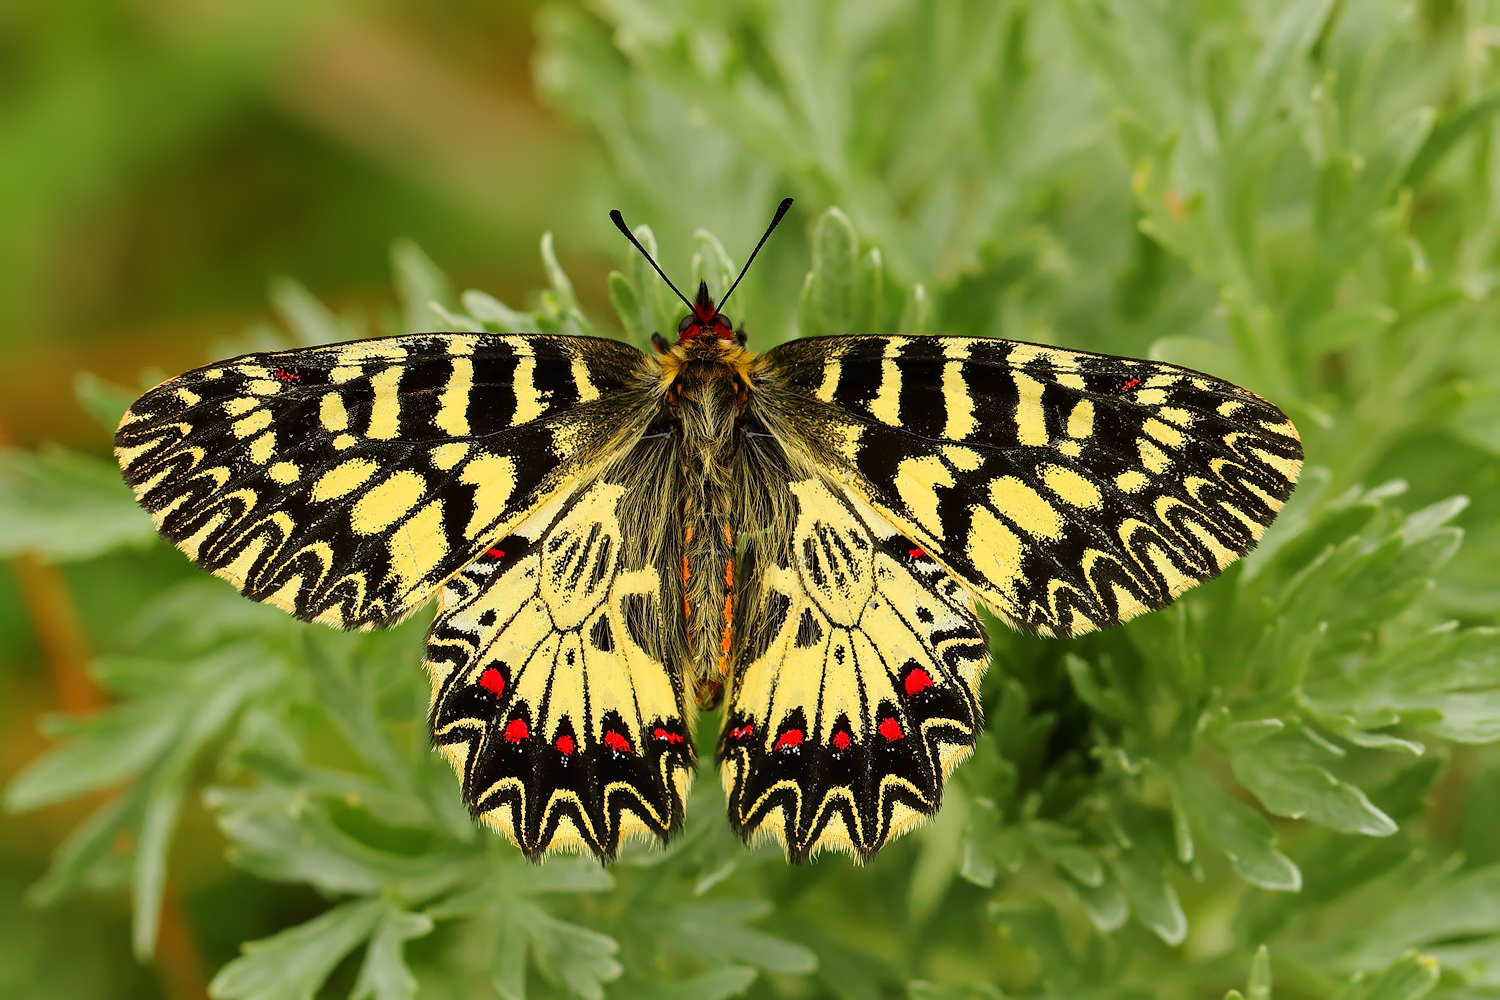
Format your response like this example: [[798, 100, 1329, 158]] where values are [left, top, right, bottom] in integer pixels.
[[425, 438, 694, 860]]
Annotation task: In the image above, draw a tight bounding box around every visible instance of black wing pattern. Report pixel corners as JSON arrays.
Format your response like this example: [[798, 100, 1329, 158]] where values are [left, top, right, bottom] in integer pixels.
[[425, 463, 693, 860], [115, 334, 654, 629], [720, 472, 988, 862], [755, 335, 1302, 638]]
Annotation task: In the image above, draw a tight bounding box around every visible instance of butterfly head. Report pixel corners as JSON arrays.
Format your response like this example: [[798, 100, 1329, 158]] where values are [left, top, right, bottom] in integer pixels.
[[676, 281, 735, 342], [610, 198, 793, 349]]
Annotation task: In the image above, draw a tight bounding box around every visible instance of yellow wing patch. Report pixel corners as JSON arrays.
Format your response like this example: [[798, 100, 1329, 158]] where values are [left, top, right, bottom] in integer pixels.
[[719, 478, 988, 862], [425, 480, 693, 860]]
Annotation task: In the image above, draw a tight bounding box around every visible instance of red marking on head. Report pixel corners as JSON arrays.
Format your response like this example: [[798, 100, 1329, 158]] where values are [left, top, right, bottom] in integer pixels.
[[904, 667, 934, 696], [676, 282, 735, 342], [603, 730, 634, 754], [273, 368, 299, 383], [503, 718, 529, 743], [774, 729, 804, 751], [555, 734, 575, 756], [485, 548, 506, 559], [678, 319, 735, 342], [878, 717, 904, 741], [908, 547, 927, 559], [831, 731, 852, 752], [1121, 377, 1142, 391], [652, 726, 685, 744], [479, 667, 506, 697]]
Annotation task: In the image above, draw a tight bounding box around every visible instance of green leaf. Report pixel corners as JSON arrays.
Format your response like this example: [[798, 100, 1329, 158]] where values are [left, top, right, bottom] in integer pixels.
[[1341, 864, 1500, 968], [899, 282, 933, 337], [1331, 954, 1439, 1000], [797, 207, 859, 338], [852, 247, 886, 333], [666, 900, 817, 975], [693, 228, 737, 299], [1171, 769, 1301, 891], [1247, 945, 1272, 1000], [351, 907, 433, 1000], [540, 231, 580, 314], [609, 271, 649, 346], [991, 905, 1089, 993], [1114, 837, 1187, 945], [269, 277, 357, 347], [209, 899, 386, 1000], [0, 447, 155, 561], [73, 371, 134, 433], [644, 967, 758, 1000], [530, 912, 622, 1000], [131, 784, 183, 960], [1405, 91, 1500, 186], [391, 239, 454, 335], [1229, 0, 1338, 148], [1223, 726, 1397, 837], [460, 290, 535, 334]]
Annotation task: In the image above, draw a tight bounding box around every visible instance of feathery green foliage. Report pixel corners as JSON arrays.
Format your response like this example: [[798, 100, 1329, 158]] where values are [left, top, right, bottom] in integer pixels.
[[6, 1, 1500, 997]]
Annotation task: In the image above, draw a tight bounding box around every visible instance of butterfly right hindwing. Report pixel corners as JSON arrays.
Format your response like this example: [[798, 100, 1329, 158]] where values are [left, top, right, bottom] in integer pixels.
[[720, 463, 988, 861]]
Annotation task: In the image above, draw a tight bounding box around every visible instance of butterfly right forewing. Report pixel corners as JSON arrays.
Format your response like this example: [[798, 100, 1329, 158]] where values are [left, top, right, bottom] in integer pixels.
[[754, 335, 1302, 638]]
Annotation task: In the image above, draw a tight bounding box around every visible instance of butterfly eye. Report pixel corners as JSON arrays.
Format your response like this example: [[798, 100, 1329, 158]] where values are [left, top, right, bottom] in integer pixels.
[[717, 315, 733, 332], [677, 315, 695, 333]]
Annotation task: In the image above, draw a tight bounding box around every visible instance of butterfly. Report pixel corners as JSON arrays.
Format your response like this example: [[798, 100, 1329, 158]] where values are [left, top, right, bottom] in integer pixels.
[[114, 198, 1302, 863]]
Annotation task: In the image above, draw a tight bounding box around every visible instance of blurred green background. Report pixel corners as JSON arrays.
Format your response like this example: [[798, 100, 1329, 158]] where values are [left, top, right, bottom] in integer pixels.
[[6, 1, 1500, 998]]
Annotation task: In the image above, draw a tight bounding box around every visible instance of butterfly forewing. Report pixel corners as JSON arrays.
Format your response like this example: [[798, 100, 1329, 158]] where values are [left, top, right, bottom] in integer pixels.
[[755, 336, 1302, 639], [115, 334, 654, 629]]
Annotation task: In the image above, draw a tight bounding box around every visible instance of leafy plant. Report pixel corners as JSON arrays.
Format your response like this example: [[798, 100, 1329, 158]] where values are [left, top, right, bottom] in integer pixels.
[[7, 1, 1500, 997]]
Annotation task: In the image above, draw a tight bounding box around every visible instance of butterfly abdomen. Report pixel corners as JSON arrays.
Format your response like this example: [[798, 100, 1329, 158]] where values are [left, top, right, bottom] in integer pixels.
[[662, 341, 758, 709]]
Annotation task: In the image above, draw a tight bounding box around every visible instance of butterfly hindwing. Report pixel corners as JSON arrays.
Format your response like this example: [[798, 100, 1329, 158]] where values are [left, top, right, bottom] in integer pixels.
[[755, 335, 1303, 638], [720, 473, 987, 862], [425, 468, 693, 861], [115, 334, 655, 629]]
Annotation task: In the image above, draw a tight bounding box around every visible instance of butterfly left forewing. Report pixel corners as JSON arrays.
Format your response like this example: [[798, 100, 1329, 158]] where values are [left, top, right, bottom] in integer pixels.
[[721, 471, 987, 862], [115, 334, 655, 629], [426, 450, 693, 861]]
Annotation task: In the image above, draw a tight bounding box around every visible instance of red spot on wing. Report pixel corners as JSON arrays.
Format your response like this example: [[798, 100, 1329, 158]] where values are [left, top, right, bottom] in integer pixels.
[[1120, 377, 1142, 391], [603, 730, 634, 754], [878, 717, 904, 742], [503, 718, 529, 743], [908, 547, 927, 559], [728, 724, 754, 741], [485, 548, 506, 559], [273, 368, 300, 383], [479, 667, 506, 697], [652, 726, 685, 744], [831, 731, 852, 752], [773, 729, 804, 751], [555, 734, 575, 756], [904, 667, 935, 696]]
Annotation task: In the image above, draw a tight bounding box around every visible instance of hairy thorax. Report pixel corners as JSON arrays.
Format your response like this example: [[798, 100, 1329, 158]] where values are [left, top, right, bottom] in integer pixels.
[[657, 337, 755, 709]]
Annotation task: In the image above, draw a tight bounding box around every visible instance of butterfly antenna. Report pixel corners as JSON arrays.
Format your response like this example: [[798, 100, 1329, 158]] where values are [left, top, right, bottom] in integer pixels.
[[717, 197, 794, 314], [609, 209, 695, 314]]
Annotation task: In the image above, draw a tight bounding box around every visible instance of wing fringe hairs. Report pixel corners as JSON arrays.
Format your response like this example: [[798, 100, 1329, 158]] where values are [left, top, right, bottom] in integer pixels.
[[117, 321, 1300, 863]]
